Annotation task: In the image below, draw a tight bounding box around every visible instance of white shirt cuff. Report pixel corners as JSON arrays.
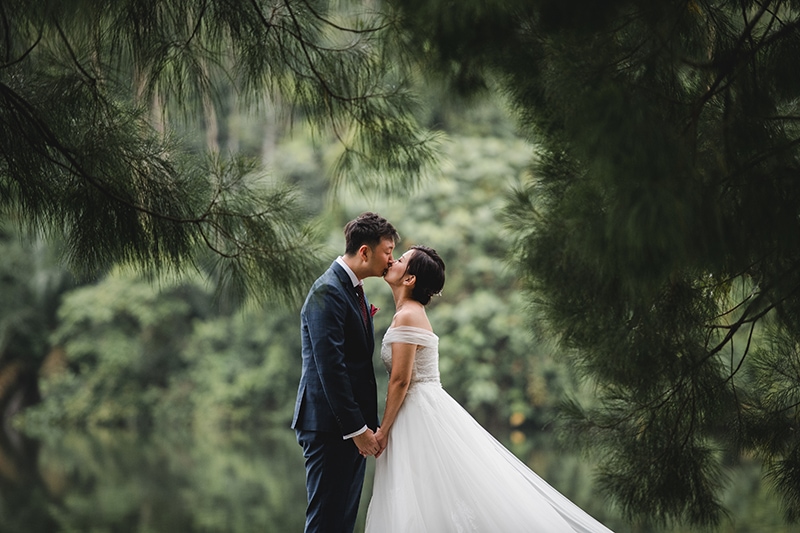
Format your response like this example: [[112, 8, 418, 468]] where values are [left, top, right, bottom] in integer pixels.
[[343, 425, 368, 440]]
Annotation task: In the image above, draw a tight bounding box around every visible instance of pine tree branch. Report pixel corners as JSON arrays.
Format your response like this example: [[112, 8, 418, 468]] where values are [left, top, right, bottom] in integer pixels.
[[53, 21, 97, 86], [297, 0, 390, 34], [719, 136, 800, 191], [756, 0, 791, 29], [186, 0, 209, 47], [686, 0, 778, 129], [703, 270, 800, 369], [285, 1, 361, 104], [247, 0, 279, 39], [724, 318, 757, 386], [0, 2, 8, 64], [764, 115, 800, 121], [0, 78, 299, 270], [589, 275, 797, 435], [0, 80, 197, 224], [248, 2, 364, 56], [0, 28, 41, 70]]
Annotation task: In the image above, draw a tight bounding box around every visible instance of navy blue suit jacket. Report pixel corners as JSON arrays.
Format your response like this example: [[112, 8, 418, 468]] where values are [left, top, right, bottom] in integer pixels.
[[291, 262, 379, 436]]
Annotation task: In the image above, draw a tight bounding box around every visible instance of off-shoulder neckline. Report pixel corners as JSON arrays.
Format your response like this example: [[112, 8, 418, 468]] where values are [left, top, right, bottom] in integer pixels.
[[386, 325, 437, 336]]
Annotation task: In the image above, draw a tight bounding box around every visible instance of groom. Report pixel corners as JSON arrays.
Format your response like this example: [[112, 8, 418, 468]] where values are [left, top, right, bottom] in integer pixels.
[[292, 212, 398, 533]]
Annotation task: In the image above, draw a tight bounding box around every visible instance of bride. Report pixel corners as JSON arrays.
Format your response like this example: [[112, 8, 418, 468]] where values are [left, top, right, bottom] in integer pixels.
[[365, 245, 614, 532]]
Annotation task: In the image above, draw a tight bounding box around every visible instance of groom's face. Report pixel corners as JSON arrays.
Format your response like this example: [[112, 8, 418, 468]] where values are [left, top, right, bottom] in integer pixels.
[[365, 237, 395, 278]]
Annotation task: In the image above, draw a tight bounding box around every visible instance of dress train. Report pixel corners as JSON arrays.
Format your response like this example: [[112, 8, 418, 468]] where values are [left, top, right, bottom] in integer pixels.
[[365, 326, 613, 533]]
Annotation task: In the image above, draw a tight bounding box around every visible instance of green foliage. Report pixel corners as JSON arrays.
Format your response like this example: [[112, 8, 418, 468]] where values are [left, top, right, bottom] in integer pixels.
[[19, 132, 575, 444], [0, 230, 51, 366], [27, 429, 308, 532], [0, 0, 435, 300], [390, 0, 800, 526], [344, 134, 572, 432], [24, 272, 207, 428], [159, 307, 302, 430], [20, 269, 304, 431], [0, 222, 75, 417], [9, 427, 795, 532], [745, 325, 800, 522], [0, 428, 635, 533], [5, 0, 800, 527]]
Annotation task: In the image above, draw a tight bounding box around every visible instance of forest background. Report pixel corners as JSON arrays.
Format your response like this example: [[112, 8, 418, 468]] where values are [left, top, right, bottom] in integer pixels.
[[2, 0, 800, 532]]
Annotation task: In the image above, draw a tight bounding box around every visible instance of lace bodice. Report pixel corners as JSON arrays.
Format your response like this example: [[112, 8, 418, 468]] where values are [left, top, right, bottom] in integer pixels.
[[380, 326, 440, 385]]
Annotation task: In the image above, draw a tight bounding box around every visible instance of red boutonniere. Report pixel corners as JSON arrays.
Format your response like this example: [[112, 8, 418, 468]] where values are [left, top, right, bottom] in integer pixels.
[[370, 304, 380, 317]]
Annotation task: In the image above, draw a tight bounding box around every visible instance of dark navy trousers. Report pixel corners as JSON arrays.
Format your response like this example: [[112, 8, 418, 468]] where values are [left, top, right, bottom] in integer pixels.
[[296, 429, 367, 533]]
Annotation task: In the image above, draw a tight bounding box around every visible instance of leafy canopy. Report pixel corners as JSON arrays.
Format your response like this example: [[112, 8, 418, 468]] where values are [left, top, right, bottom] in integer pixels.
[[0, 0, 435, 301], [390, 0, 800, 526]]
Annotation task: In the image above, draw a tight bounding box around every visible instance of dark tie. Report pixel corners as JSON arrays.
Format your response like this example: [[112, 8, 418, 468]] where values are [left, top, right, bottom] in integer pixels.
[[354, 284, 369, 325]]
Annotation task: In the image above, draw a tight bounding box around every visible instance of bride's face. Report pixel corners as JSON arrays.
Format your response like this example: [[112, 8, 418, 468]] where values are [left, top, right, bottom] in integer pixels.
[[383, 249, 414, 286]]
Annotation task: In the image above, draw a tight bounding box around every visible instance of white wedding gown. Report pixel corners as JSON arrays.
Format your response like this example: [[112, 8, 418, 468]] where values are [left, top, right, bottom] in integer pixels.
[[365, 326, 614, 533]]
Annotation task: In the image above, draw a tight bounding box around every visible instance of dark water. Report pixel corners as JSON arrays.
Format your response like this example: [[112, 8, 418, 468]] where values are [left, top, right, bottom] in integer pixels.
[[0, 426, 791, 533]]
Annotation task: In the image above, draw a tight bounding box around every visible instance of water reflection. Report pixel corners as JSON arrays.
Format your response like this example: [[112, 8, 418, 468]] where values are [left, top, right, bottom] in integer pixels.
[[0, 427, 792, 532], [3, 428, 311, 532]]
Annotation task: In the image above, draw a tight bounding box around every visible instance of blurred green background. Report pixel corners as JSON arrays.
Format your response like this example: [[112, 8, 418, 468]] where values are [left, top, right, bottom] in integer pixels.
[[0, 95, 788, 532], [2, 1, 799, 531]]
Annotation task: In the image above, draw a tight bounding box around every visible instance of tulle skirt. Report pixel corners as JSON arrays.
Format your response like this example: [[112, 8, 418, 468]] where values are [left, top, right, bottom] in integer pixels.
[[365, 382, 613, 533]]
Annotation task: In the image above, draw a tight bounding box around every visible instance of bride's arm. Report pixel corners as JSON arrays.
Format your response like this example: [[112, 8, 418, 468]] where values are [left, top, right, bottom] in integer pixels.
[[375, 341, 416, 451]]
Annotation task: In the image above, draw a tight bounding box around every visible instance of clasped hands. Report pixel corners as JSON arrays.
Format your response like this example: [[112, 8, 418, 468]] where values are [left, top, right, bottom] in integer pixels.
[[354, 427, 388, 458]]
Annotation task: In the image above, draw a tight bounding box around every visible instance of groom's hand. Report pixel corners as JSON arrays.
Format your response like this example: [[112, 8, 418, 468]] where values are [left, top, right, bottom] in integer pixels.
[[353, 429, 380, 457]]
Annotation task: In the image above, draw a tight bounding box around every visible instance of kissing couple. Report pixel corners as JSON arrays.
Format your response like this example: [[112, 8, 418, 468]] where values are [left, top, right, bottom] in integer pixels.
[[292, 212, 614, 532]]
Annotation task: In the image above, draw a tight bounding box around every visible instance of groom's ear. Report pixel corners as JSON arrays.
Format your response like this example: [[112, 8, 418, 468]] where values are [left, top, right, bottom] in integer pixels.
[[358, 244, 371, 262]]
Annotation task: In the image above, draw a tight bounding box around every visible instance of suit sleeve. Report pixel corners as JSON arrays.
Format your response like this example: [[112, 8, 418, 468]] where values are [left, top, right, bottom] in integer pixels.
[[304, 285, 366, 436]]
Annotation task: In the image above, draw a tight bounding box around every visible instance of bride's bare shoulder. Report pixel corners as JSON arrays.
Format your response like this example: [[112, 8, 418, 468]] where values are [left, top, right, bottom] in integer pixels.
[[392, 305, 432, 331]]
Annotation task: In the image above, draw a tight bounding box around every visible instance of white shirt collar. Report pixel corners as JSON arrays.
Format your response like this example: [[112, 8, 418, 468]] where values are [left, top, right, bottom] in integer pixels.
[[336, 256, 362, 288]]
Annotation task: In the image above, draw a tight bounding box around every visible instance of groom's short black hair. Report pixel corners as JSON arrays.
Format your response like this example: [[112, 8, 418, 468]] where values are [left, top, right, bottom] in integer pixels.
[[344, 212, 399, 255]]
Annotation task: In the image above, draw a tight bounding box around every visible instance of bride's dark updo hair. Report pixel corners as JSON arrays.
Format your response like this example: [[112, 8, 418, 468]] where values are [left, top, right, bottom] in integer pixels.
[[405, 245, 445, 305]]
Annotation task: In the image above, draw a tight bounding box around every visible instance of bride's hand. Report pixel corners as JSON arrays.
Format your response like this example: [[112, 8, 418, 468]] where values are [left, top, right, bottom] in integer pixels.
[[374, 427, 388, 458]]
